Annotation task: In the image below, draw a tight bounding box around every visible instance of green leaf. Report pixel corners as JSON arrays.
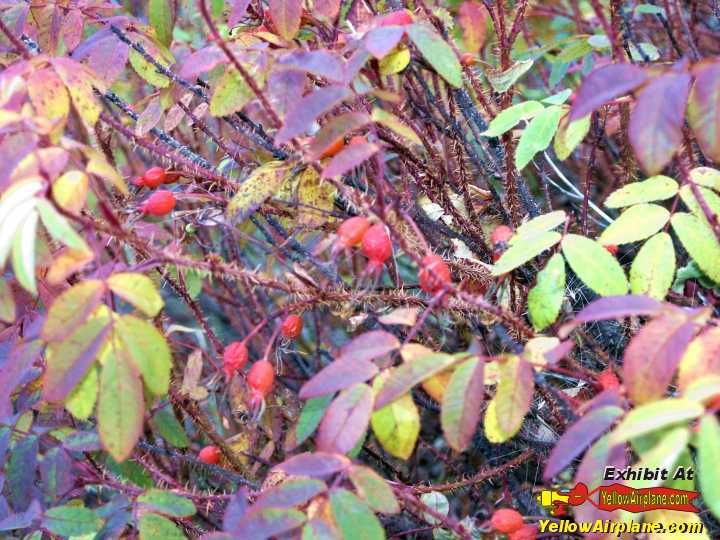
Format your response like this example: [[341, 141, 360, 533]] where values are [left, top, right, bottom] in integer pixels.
[[371, 108, 421, 146], [210, 64, 265, 117], [671, 212, 720, 283], [609, 399, 704, 446], [98, 345, 145, 462], [441, 357, 484, 452], [512, 210, 566, 242], [528, 253, 566, 331], [43, 280, 106, 342], [138, 513, 187, 540], [406, 23, 462, 88], [371, 371, 420, 459], [628, 426, 689, 489], [690, 167, 720, 191], [43, 505, 102, 537], [491, 231, 561, 276], [698, 414, 720, 520], [35, 198, 88, 252], [12, 210, 38, 295], [599, 204, 670, 245], [481, 101, 545, 137], [226, 161, 292, 223], [108, 272, 164, 317], [0, 278, 15, 323], [0, 197, 36, 271], [129, 48, 171, 88], [151, 407, 190, 448], [679, 184, 720, 226], [515, 105, 565, 169], [630, 232, 675, 300], [138, 490, 196, 518], [115, 315, 172, 397], [561, 234, 628, 296], [149, 0, 174, 47], [604, 175, 679, 208], [330, 489, 386, 540], [553, 113, 591, 160], [349, 465, 400, 514], [65, 364, 98, 420], [288, 395, 333, 450], [486, 59, 534, 93]]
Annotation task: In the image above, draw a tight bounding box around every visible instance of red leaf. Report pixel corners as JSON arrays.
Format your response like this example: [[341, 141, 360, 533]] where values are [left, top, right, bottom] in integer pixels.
[[569, 63, 647, 121], [441, 357, 484, 452], [268, 0, 303, 41], [299, 358, 378, 400], [364, 26, 405, 59], [559, 295, 665, 337], [622, 310, 704, 404], [277, 50, 345, 82], [688, 60, 720, 162], [339, 330, 401, 363], [316, 383, 374, 454], [321, 142, 379, 178], [307, 112, 371, 161], [275, 85, 352, 144], [458, 2, 488, 54], [544, 406, 623, 480], [629, 71, 691, 175], [229, 0, 251, 27], [275, 452, 351, 478]]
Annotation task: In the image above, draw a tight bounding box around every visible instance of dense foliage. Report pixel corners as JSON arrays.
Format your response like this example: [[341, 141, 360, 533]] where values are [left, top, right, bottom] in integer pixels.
[[1, 0, 720, 538]]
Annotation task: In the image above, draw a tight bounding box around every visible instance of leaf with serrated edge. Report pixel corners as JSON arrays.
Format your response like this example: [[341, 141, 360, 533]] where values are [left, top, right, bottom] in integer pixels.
[[671, 213, 720, 283], [604, 176, 679, 208], [108, 273, 164, 317], [608, 399, 703, 446], [441, 357, 484, 452], [528, 253, 566, 331], [562, 234, 628, 296], [599, 204, 670, 245], [492, 231, 561, 276], [630, 232, 675, 300], [371, 370, 420, 459]]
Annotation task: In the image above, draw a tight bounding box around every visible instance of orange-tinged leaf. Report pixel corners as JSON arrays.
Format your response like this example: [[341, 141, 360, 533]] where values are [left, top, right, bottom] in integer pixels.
[[27, 67, 69, 136], [268, 0, 303, 41], [321, 142, 379, 178], [688, 60, 720, 162], [494, 355, 534, 436], [43, 280, 106, 342], [51, 58, 103, 127], [677, 326, 720, 393], [52, 170, 88, 215], [458, 2, 488, 53], [46, 247, 94, 285], [441, 357, 484, 452]]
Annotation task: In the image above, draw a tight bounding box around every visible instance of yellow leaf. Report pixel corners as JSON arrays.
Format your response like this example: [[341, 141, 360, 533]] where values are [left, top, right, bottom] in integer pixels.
[[52, 170, 89, 215], [483, 398, 514, 443], [379, 46, 410, 76], [51, 58, 103, 127], [84, 148, 128, 196], [371, 108, 421, 146], [227, 161, 292, 223], [107, 272, 164, 317], [28, 67, 69, 141], [677, 326, 720, 393], [371, 370, 420, 459], [46, 248, 94, 285], [284, 166, 337, 228]]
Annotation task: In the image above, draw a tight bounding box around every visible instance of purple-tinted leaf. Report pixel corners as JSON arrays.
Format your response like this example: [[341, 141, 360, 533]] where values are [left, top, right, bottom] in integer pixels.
[[7, 435, 38, 512], [543, 339, 574, 365], [441, 357, 484, 452], [339, 330, 401, 363], [275, 86, 352, 144], [307, 112, 371, 161], [267, 69, 306, 117], [0, 339, 41, 418], [179, 47, 228, 80], [344, 48, 371, 83], [578, 387, 623, 415], [253, 477, 326, 511], [63, 431, 101, 452], [559, 295, 665, 337], [316, 383, 373, 454], [222, 489, 248, 531], [623, 311, 702, 404], [277, 50, 345, 82], [135, 97, 162, 137], [314, 0, 341, 19], [688, 60, 720, 162], [40, 447, 74, 501], [321, 142, 379, 178], [364, 26, 405, 59], [63, 9, 84, 51], [629, 71, 691, 175], [574, 435, 627, 524], [569, 63, 647, 121], [231, 506, 306, 538], [374, 352, 459, 410], [495, 355, 534, 435], [268, 0, 303, 41], [0, 500, 41, 532], [299, 358, 378, 400], [0, 428, 10, 463], [73, 27, 130, 85], [275, 452, 350, 478], [544, 406, 623, 480], [229, 0, 251, 26]]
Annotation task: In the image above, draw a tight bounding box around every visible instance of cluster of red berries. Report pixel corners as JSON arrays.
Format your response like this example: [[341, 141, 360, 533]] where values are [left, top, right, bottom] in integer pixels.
[[222, 340, 275, 403], [132, 167, 177, 217], [418, 253, 452, 295], [490, 224, 514, 262], [491, 509, 536, 539], [334, 217, 393, 274]]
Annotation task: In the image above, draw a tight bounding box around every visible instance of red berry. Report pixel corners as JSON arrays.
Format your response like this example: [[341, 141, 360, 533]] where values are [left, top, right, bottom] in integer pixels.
[[362, 224, 392, 267], [380, 10, 413, 26], [247, 359, 275, 397], [460, 52, 476, 66], [603, 244, 618, 255], [509, 524, 537, 540], [418, 253, 452, 294], [491, 509, 524, 534], [198, 445, 221, 465], [337, 216, 370, 248], [144, 166, 167, 188], [131, 175, 146, 187], [491, 225, 514, 246], [281, 314, 303, 340], [142, 190, 176, 216], [223, 341, 248, 380], [597, 368, 620, 390], [319, 137, 345, 159]]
